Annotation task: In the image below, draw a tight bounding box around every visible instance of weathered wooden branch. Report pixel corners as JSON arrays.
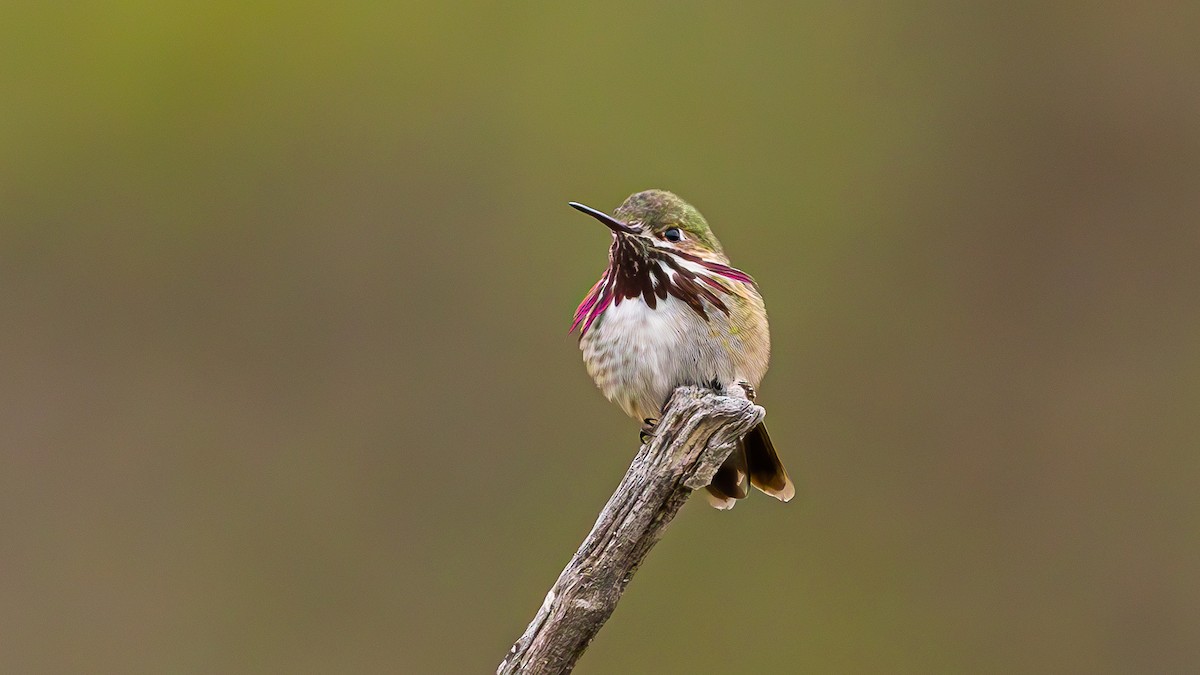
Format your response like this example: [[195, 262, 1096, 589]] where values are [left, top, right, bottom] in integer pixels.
[[497, 385, 765, 675]]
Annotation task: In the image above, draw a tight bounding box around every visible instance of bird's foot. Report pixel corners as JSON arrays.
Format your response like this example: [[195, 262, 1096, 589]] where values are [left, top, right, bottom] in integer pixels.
[[639, 417, 659, 444], [705, 378, 755, 401]]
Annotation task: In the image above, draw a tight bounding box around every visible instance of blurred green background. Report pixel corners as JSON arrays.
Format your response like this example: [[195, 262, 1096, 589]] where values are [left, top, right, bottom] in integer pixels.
[[2, 2, 1198, 673]]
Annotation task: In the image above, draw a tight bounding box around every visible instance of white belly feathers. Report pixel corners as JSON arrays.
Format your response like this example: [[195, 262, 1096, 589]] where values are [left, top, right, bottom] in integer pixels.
[[579, 287, 765, 422]]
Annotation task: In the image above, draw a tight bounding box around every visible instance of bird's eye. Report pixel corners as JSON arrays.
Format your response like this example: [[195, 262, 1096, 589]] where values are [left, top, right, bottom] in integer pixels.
[[663, 227, 683, 242]]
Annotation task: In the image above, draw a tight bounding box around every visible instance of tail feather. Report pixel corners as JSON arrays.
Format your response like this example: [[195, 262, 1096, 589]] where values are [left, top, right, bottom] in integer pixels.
[[705, 443, 748, 509], [744, 422, 795, 502], [704, 422, 794, 509], [704, 490, 738, 510]]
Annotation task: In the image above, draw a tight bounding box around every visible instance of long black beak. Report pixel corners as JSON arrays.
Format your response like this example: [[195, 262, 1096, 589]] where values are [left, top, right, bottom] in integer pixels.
[[569, 201, 639, 234]]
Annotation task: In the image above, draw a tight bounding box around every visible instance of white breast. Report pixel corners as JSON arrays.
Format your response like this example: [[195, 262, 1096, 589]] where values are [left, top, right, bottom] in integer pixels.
[[579, 280, 767, 422]]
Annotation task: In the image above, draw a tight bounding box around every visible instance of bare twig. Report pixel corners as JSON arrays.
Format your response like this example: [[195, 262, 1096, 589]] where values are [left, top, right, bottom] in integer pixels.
[[497, 386, 765, 674]]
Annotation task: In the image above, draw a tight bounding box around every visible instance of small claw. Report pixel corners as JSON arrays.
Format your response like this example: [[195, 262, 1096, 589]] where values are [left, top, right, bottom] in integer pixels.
[[639, 430, 653, 444], [737, 381, 757, 401], [639, 418, 659, 444]]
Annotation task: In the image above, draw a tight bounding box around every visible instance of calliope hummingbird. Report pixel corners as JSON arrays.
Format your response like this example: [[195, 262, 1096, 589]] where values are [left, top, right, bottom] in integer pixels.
[[569, 189, 794, 509]]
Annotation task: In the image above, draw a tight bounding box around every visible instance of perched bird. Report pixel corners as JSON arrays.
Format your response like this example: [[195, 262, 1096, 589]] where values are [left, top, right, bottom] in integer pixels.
[[569, 189, 794, 509]]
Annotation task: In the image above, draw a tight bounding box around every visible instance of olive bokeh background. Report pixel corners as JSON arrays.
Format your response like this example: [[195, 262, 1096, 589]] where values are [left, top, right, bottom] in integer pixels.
[[3, 3, 1198, 673]]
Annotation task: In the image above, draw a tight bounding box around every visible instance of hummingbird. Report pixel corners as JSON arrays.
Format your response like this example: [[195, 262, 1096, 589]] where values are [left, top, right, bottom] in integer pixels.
[[569, 189, 794, 509]]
